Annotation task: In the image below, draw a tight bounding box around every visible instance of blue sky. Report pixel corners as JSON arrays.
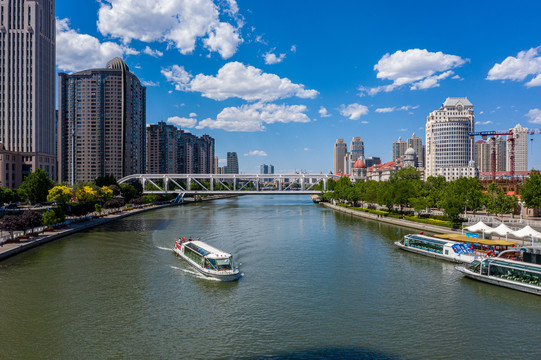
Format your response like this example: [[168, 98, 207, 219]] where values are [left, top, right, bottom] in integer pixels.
[[56, 0, 541, 173]]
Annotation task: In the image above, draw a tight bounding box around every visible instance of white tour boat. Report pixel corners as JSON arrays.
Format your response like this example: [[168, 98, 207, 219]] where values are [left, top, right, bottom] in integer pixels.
[[174, 238, 241, 281], [395, 234, 481, 264], [456, 247, 541, 296]]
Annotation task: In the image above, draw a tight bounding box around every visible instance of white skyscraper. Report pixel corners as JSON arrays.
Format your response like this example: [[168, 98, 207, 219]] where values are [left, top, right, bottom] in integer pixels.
[[507, 124, 529, 172], [333, 139, 347, 174], [425, 97, 477, 181], [0, 0, 56, 187]]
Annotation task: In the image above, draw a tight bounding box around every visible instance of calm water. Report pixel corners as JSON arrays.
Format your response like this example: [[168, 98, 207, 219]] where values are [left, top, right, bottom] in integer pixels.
[[1, 196, 540, 360]]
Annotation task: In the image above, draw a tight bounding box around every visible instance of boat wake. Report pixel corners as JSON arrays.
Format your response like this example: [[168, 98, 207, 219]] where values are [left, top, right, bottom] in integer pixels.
[[168, 265, 229, 281], [157, 246, 173, 252]]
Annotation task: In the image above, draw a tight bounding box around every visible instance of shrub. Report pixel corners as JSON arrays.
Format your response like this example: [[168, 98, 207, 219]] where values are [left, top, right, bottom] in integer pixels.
[[104, 198, 125, 209]]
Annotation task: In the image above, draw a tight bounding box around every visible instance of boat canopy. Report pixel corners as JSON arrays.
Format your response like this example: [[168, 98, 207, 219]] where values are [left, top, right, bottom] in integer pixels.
[[189, 240, 232, 259], [434, 234, 516, 246], [512, 226, 541, 240], [465, 221, 493, 233]]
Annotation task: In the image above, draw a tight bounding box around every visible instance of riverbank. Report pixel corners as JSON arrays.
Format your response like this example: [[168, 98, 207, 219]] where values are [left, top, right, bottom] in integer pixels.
[[0, 195, 235, 262], [321, 202, 463, 235]]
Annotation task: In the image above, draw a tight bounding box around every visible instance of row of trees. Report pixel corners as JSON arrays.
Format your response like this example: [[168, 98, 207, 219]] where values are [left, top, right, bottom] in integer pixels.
[[322, 168, 541, 221]]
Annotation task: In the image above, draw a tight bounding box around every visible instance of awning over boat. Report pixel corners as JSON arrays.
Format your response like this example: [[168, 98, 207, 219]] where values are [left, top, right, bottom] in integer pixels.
[[435, 234, 517, 246], [464, 221, 493, 233], [512, 226, 541, 240], [486, 224, 514, 236]]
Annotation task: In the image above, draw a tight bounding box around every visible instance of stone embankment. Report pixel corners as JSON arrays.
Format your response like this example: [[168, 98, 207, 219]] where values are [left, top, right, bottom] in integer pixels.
[[321, 202, 461, 235]]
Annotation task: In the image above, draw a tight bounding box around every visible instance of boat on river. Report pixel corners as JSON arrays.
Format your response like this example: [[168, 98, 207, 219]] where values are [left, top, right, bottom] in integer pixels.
[[455, 246, 541, 296], [395, 234, 481, 263], [174, 238, 241, 281]]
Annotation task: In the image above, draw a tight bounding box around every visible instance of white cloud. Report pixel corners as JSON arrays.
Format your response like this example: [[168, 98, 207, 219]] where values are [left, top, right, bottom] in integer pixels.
[[400, 128, 408, 132], [142, 80, 159, 87], [319, 106, 331, 117], [168, 116, 198, 128], [56, 18, 138, 72], [360, 49, 468, 95], [526, 109, 541, 124], [375, 107, 395, 113], [304, 147, 310, 151], [196, 103, 311, 132], [188, 62, 318, 101], [264, 51, 286, 65], [291, 45, 297, 53], [161, 65, 192, 91], [244, 150, 268, 156], [487, 46, 541, 87], [340, 103, 369, 120], [143, 46, 163, 57], [375, 105, 419, 113], [189, 113, 197, 118], [475, 120, 493, 125], [97, 0, 242, 59]]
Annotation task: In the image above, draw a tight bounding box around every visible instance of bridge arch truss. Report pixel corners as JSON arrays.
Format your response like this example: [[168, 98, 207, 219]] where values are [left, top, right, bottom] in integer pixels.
[[118, 174, 338, 195]]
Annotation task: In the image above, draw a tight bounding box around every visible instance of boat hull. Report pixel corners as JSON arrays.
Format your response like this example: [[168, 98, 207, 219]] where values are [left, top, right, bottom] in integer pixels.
[[394, 241, 476, 264], [174, 248, 241, 282], [456, 266, 541, 296]]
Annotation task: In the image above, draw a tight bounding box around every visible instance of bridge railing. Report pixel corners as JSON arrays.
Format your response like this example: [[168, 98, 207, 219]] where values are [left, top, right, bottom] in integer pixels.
[[118, 174, 338, 194]]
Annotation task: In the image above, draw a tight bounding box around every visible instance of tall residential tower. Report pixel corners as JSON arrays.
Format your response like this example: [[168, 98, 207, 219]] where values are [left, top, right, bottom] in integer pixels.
[[0, 0, 56, 188], [58, 58, 146, 184]]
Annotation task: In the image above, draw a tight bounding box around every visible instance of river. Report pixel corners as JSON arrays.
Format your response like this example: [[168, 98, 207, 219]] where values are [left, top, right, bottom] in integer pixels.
[[1, 196, 540, 359]]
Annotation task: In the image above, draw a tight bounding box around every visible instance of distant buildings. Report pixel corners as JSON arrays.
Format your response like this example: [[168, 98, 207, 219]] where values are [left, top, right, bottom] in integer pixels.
[[425, 97, 477, 181], [58, 58, 146, 184], [260, 164, 274, 175], [393, 133, 425, 168], [226, 152, 239, 174], [508, 124, 529, 172], [333, 139, 347, 174], [145, 122, 215, 175], [392, 137, 407, 163], [0, 0, 57, 188]]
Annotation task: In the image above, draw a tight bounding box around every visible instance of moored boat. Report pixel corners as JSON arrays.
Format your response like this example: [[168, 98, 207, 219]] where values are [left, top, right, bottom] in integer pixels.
[[174, 238, 241, 281], [456, 256, 541, 296], [395, 234, 481, 263]]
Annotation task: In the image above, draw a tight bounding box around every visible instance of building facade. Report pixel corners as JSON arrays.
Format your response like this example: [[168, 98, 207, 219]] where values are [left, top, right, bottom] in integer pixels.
[[333, 139, 347, 174], [407, 133, 425, 167], [0, 0, 56, 188], [58, 58, 146, 184], [226, 152, 239, 174], [507, 124, 529, 172], [425, 97, 476, 181], [392, 137, 407, 163], [260, 164, 275, 175], [146, 122, 179, 174]]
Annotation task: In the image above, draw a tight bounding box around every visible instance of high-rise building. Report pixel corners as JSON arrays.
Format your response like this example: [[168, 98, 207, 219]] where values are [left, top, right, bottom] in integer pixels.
[[260, 164, 274, 175], [0, 0, 56, 188], [58, 58, 146, 183], [425, 97, 476, 180], [226, 152, 239, 174], [214, 156, 219, 174], [407, 133, 425, 167], [365, 157, 381, 168], [146, 122, 179, 174], [475, 137, 507, 173], [392, 137, 407, 163], [333, 139, 347, 174], [507, 124, 529, 172], [350, 137, 364, 160]]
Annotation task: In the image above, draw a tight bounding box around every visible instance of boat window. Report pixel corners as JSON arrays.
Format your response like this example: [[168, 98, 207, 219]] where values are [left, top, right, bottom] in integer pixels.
[[488, 263, 541, 286], [205, 258, 217, 270], [405, 236, 444, 254], [468, 260, 481, 273], [184, 245, 204, 264], [215, 258, 233, 271]]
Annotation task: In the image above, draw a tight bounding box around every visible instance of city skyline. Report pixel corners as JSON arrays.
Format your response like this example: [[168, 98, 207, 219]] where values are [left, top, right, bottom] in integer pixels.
[[55, 0, 541, 173]]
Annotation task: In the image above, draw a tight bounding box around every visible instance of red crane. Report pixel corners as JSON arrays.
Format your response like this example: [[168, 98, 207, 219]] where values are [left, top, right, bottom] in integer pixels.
[[469, 128, 541, 181]]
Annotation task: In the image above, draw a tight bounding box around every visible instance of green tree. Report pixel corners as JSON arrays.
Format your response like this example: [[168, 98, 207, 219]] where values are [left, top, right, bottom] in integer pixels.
[[120, 183, 138, 201], [486, 182, 518, 219], [17, 168, 53, 204], [521, 170, 541, 210], [98, 186, 114, 202], [43, 208, 65, 227], [0, 187, 19, 204], [143, 194, 157, 204], [392, 167, 422, 181], [94, 174, 118, 187]]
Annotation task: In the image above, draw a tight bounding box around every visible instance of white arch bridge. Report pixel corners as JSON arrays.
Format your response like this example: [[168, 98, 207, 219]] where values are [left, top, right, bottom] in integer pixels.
[[118, 174, 337, 195]]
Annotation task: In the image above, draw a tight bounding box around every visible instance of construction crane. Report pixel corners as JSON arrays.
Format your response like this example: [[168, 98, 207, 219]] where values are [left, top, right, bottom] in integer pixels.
[[469, 128, 541, 181]]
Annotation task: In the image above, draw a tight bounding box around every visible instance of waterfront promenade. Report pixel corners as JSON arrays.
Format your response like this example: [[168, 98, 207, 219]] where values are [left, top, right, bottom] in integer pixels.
[[0, 195, 233, 262]]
